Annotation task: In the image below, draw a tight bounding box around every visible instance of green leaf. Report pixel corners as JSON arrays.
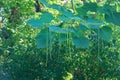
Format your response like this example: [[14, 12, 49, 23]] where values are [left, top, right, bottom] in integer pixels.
[[27, 19, 43, 28], [105, 12, 120, 26], [79, 23, 88, 32], [63, 10, 74, 18], [72, 36, 90, 48], [59, 14, 81, 21], [35, 28, 55, 48], [98, 4, 115, 14], [40, 12, 54, 23], [58, 34, 68, 43], [68, 27, 79, 36], [83, 2, 98, 12], [49, 25, 68, 34], [99, 4, 120, 26], [76, 2, 98, 16], [51, 4, 66, 12], [76, 7, 87, 16], [70, 16, 82, 21], [59, 15, 69, 21], [28, 12, 54, 28], [99, 26, 112, 41], [86, 19, 103, 29], [51, 4, 74, 18], [40, 0, 50, 7]]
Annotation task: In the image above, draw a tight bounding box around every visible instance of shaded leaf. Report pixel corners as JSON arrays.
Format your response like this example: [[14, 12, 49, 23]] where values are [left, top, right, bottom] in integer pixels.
[[72, 36, 90, 48], [40, 0, 50, 7], [27, 19, 43, 28], [28, 12, 54, 28], [58, 34, 68, 43], [76, 2, 98, 16], [49, 25, 68, 34], [79, 23, 88, 32], [68, 27, 79, 36], [70, 16, 82, 21], [51, 4, 74, 18], [105, 12, 120, 26], [83, 2, 98, 12], [63, 10, 74, 18], [86, 19, 103, 29], [59, 15, 69, 21], [99, 26, 112, 41], [36, 28, 55, 48], [51, 4, 67, 13], [76, 7, 87, 16], [40, 12, 54, 23], [98, 4, 115, 15]]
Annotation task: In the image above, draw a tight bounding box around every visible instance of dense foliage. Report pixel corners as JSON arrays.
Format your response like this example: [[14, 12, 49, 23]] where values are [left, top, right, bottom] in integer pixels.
[[0, 0, 120, 80]]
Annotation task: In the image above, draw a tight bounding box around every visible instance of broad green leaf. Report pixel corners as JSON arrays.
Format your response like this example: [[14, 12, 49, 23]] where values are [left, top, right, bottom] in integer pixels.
[[28, 12, 54, 28], [72, 36, 90, 48], [79, 23, 88, 32], [58, 34, 68, 43], [27, 19, 43, 28], [40, 12, 54, 23], [59, 15, 81, 21], [105, 12, 120, 26], [51, 4, 67, 12], [83, 2, 98, 12], [70, 16, 82, 21], [51, 4, 74, 18], [98, 4, 120, 26], [35, 28, 55, 48], [63, 10, 74, 18], [76, 7, 87, 16], [49, 25, 68, 34], [98, 4, 115, 15], [40, 0, 50, 7], [68, 27, 79, 37], [86, 19, 103, 29], [76, 2, 98, 16], [99, 26, 112, 41], [59, 15, 69, 21]]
